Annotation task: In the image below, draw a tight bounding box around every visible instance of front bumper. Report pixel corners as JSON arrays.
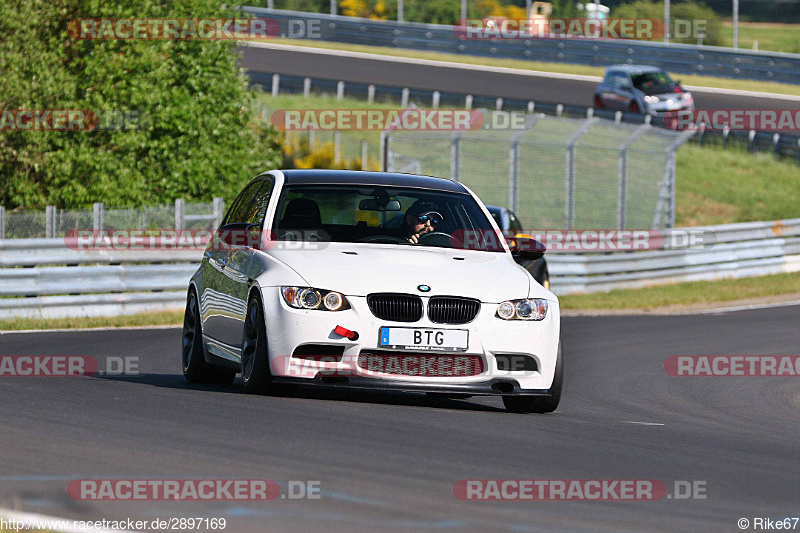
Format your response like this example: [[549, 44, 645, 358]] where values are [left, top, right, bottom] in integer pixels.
[[263, 288, 561, 393], [272, 375, 551, 396]]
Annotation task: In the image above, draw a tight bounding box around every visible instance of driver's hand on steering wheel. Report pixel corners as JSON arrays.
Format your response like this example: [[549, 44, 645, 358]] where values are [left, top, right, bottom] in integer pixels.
[[407, 225, 433, 244]]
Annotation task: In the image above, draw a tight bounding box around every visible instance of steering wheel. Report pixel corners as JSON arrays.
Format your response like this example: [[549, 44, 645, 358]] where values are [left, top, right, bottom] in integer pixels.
[[417, 231, 453, 247], [355, 235, 410, 244]]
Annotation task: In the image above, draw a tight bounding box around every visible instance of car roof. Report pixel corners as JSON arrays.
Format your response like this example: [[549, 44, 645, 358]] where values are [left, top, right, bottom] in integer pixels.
[[276, 169, 468, 193], [605, 65, 663, 75]]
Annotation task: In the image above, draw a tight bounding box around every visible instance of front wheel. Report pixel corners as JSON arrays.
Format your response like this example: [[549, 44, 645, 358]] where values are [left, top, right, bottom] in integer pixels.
[[503, 340, 562, 413], [182, 289, 236, 384], [241, 295, 274, 394]]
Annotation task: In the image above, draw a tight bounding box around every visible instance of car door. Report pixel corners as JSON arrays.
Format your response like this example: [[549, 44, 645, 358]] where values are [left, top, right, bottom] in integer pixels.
[[215, 177, 275, 350], [201, 180, 265, 348]]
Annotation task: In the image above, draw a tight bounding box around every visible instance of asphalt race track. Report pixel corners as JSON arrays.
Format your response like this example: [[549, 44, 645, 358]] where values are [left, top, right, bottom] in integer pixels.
[[240, 44, 800, 112], [1, 305, 798, 531]]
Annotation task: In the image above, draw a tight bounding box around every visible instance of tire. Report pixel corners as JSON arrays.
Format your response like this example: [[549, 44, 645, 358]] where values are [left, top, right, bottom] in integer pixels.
[[182, 288, 236, 385], [503, 340, 562, 414], [240, 294, 273, 394], [594, 94, 603, 109], [629, 102, 640, 113]]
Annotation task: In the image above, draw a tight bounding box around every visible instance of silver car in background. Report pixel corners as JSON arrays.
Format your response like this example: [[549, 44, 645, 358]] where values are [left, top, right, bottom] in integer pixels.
[[593, 65, 694, 115]]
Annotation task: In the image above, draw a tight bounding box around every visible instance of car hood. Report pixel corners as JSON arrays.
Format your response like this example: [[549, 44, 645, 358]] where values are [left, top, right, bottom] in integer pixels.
[[266, 242, 547, 302]]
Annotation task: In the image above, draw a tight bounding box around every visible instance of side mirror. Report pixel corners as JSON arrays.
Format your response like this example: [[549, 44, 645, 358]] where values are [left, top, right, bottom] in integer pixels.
[[509, 236, 546, 261], [217, 223, 261, 248]]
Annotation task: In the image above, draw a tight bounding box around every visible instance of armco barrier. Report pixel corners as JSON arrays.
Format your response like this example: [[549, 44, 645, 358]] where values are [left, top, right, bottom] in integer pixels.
[[1, 218, 799, 319], [243, 7, 800, 84]]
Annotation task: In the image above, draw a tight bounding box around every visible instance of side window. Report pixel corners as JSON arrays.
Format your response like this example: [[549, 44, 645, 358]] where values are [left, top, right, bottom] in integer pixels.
[[223, 180, 264, 225], [615, 73, 631, 88], [244, 178, 275, 226]]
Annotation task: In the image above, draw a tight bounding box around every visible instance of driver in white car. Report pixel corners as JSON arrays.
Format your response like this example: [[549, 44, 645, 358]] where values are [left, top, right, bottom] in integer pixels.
[[401, 200, 444, 244]]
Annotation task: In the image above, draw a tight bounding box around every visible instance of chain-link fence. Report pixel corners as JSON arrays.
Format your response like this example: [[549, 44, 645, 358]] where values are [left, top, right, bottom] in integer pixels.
[[0, 199, 224, 239], [384, 111, 695, 230]]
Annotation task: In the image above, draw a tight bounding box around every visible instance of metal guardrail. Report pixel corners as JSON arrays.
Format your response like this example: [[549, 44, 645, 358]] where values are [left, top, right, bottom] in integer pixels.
[[252, 71, 800, 165], [243, 7, 800, 84], [1, 218, 799, 319], [548, 218, 800, 293]]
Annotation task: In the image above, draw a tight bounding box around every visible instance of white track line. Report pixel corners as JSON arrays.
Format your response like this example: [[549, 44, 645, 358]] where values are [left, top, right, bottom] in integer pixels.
[[0, 508, 134, 533], [243, 41, 800, 101]]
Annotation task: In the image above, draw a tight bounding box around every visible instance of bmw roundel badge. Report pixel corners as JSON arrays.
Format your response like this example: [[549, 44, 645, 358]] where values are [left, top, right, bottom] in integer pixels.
[[417, 285, 431, 292]]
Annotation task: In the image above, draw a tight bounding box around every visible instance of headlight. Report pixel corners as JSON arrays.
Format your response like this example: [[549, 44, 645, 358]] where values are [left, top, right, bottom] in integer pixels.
[[496, 299, 548, 321], [682, 91, 693, 102], [281, 287, 350, 311], [644, 95, 659, 104]]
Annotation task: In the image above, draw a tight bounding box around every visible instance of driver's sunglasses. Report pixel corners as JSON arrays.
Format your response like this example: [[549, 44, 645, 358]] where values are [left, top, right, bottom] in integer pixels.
[[416, 212, 443, 225]]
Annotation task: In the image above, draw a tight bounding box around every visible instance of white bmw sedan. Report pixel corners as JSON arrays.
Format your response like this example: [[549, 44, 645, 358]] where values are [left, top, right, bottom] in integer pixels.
[[182, 170, 562, 413]]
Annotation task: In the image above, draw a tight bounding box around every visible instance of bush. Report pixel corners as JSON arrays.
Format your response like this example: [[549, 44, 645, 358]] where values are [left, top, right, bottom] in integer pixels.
[[0, 0, 283, 209], [612, 0, 722, 45]]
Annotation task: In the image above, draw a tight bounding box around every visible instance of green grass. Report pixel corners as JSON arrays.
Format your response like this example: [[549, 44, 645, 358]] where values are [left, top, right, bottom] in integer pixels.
[[269, 38, 800, 97], [720, 21, 800, 54], [676, 144, 800, 226], [559, 271, 800, 309], [0, 310, 184, 331]]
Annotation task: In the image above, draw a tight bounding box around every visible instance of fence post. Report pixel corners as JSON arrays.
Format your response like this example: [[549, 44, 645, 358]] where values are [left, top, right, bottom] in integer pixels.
[[45, 205, 56, 238], [368, 84, 375, 103], [564, 118, 597, 229], [337, 81, 345, 100], [528, 101, 535, 113], [213, 197, 224, 228], [303, 77, 311, 97], [401, 88, 410, 108], [93, 202, 104, 232], [308, 128, 315, 150], [0, 206, 5, 240], [465, 94, 473, 110], [773, 133, 781, 158], [617, 124, 651, 229], [495, 97, 503, 111], [380, 130, 390, 172], [260, 105, 269, 122], [361, 139, 368, 170], [271, 74, 280, 97], [450, 133, 461, 182], [334, 131, 341, 163], [432, 91, 440, 109], [175, 199, 185, 231]]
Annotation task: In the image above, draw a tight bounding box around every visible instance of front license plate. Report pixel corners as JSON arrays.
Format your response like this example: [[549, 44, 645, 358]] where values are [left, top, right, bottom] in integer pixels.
[[378, 327, 468, 352]]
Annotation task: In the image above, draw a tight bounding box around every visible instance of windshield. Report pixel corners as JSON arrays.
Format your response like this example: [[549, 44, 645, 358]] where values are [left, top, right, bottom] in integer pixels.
[[271, 185, 504, 252], [631, 71, 677, 93]]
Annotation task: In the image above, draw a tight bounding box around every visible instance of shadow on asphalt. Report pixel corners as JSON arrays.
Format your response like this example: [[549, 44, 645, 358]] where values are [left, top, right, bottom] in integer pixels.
[[94, 373, 506, 413]]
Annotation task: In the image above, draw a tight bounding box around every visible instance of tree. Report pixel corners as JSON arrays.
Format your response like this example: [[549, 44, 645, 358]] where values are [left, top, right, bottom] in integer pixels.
[[0, 0, 282, 209]]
